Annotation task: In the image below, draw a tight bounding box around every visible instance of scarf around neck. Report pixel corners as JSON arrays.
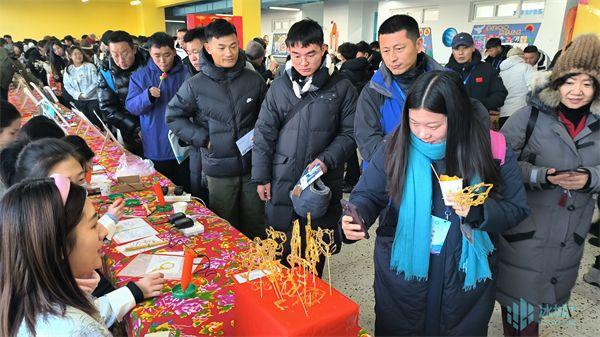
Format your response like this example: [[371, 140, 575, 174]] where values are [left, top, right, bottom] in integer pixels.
[[391, 133, 495, 290]]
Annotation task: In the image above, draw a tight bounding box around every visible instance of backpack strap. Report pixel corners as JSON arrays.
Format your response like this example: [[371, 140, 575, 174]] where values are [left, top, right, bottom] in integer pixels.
[[99, 68, 117, 94], [518, 106, 539, 163], [489, 130, 506, 165]]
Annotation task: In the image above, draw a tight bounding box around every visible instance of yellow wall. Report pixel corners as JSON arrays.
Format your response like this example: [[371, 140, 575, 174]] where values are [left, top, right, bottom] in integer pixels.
[[573, 0, 600, 37], [233, 0, 261, 46], [0, 0, 166, 41]]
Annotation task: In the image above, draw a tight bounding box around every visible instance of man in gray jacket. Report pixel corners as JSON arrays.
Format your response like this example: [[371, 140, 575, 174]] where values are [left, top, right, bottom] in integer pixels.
[[252, 19, 357, 274], [166, 19, 267, 238]]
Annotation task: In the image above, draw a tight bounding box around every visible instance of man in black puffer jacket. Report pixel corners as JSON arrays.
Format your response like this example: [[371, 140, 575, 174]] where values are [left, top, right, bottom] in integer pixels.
[[337, 42, 371, 192], [97, 31, 148, 156], [252, 19, 357, 275], [166, 20, 267, 238], [446, 33, 507, 112]]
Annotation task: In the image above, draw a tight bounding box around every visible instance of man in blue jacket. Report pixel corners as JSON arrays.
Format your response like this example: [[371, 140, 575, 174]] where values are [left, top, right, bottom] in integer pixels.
[[354, 15, 443, 168], [126, 32, 190, 190]]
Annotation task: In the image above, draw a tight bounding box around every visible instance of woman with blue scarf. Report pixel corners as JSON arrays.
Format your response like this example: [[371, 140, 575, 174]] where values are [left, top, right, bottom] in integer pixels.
[[342, 71, 529, 336]]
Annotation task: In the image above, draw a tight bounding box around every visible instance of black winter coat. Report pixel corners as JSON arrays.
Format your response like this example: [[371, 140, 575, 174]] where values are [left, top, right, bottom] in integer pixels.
[[348, 134, 529, 336], [252, 70, 357, 232], [166, 49, 267, 177], [339, 57, 371, 93], [25, 47, 47, 86], [446, 50, 508, 111], [97, 50, 148, 151]]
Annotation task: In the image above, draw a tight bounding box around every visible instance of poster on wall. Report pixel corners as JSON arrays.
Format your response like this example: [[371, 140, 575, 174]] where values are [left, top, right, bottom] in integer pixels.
[[419, 27, 433, 57], [186, 14, 244, 46], [271, 33, 288, 57], [471, 23, 541, 51]]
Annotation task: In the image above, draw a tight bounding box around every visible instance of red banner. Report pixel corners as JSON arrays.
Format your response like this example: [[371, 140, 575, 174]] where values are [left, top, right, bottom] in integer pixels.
[[186, 14, 244, 46]]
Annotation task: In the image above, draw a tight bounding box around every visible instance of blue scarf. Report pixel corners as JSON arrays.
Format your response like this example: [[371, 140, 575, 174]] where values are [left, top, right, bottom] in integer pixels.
[[390, 133, 495, 290]]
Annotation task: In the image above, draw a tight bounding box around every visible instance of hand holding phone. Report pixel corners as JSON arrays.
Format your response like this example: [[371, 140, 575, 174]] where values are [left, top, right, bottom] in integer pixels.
[[341, 199, 369, 240]]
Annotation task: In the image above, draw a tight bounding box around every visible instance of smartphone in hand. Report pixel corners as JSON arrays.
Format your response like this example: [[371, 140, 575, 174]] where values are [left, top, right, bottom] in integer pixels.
[[340, 199, 369, 239]]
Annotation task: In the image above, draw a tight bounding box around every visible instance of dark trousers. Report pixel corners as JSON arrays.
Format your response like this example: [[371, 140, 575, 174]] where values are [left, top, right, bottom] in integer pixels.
[[190, 170, 210, 206], [75, 99, 102, 128], [0, 87, 8, 100], [152, 159, 191, 193], [205, 174, 265, 239], [501, 307, 540, 336], [344, 150, 361, 186]]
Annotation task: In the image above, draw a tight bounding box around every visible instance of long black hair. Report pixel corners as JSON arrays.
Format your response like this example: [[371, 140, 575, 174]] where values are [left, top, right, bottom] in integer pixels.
[[0, 178, 94, 337], [12, 139, 85, 186], [385, 70, 502, 203]]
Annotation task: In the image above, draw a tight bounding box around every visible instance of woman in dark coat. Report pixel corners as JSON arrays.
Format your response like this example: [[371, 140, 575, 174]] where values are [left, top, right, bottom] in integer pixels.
[[342, 71, 529, 336]]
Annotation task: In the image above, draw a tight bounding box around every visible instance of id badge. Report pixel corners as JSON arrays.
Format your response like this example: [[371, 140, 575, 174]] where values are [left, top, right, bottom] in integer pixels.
[[431, 215, 451, 255]]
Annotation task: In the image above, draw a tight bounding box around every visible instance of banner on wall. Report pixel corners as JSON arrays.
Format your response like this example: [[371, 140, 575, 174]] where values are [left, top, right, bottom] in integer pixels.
[[471, 23, 541, 51], [420, 27, 433, 57], [271, 33, 288, 57], [186, 14, 244, 46]]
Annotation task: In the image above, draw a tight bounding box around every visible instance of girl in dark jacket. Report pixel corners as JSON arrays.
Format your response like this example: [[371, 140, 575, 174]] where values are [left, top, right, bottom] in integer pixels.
[[342, 70, 529, 336]]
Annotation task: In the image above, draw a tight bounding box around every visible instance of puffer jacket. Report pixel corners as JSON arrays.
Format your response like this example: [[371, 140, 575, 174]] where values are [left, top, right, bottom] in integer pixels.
[[354, 52, 442, 164], [499, 55, 535, 118], [499, 71, 600, 317], [446, 50, 508, 111], [252, 64, 357, 232], [166, 49, 267, 176], [97, 50, 148, 152]]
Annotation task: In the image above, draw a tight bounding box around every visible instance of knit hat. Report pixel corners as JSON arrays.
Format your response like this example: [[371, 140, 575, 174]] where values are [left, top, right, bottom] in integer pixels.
[[507, 47, 524, 58], [551, 34, 600, 83]]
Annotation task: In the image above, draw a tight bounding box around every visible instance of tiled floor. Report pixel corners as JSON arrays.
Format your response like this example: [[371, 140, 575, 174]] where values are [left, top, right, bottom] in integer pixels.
[[331, 216, 600, 336]]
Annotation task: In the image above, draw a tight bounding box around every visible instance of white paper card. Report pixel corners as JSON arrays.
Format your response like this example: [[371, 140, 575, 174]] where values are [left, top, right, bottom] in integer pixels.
[[145, 255, 184, 279], [234, 269, 270, 284], [236, 129, 255, 156], [299, 164, 323, 190], [115, 236, 168, 257], [113, 218, 158, 244]]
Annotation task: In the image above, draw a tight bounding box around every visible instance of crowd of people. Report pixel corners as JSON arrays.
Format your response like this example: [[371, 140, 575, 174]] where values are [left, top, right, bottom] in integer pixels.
[[0, 14, 599, 337]]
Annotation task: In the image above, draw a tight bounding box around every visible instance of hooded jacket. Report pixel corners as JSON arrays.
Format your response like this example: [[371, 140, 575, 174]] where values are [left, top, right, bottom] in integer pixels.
[[499, 71, 600, 316], [339, 57, 371, 93], [252, 58, 357, 232], [166, 49, 267, 176], [97, 49, 148, 146], [499, 55, 535, 118]]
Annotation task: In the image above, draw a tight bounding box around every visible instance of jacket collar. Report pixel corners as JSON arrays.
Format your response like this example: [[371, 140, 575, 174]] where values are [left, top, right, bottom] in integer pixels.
[[199, 48, 246, 81], [369, 52, 442, 98]]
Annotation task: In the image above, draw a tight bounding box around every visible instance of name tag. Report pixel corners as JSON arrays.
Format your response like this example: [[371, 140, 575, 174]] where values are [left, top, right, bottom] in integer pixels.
[[431, 215, 451, 255]]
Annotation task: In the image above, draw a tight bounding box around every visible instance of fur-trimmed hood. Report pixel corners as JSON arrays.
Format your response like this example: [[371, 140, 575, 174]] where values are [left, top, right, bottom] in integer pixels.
[[527, 70, 600, 116]]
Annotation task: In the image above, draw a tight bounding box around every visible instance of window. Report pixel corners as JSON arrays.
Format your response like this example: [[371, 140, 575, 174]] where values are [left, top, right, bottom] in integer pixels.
[[497, 2, 519, 16], [390, 6, 439, 23], [474, 4, 495, 18], [472, 1, 545, 21], [521, 1, 545, 16]]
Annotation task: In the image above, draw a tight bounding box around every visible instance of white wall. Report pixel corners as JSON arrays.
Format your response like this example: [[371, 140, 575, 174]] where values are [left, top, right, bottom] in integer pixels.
[[261, 9, 302, 38], [261, 0, 378, 50], [377, 0, 573, 64]]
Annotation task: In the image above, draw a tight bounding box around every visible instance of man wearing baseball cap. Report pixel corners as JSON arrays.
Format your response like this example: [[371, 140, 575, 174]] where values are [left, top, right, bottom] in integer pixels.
[[446, 32, 507, 114]]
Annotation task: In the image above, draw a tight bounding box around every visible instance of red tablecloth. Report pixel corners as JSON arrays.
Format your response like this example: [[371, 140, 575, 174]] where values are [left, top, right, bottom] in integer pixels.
[[9, 90, 251, 336]]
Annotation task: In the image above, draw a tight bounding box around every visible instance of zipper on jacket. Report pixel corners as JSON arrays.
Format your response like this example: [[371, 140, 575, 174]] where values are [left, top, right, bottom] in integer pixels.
[[226, 81, 243, 172]]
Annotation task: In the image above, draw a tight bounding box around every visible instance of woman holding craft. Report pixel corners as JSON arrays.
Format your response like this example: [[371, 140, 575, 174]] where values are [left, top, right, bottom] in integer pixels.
[[341, 71, 529, 336], [499, 34, 600, 336]]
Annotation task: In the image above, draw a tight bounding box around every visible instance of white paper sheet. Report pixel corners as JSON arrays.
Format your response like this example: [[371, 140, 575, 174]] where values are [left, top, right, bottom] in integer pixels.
[[235, 129, 255, 156]]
